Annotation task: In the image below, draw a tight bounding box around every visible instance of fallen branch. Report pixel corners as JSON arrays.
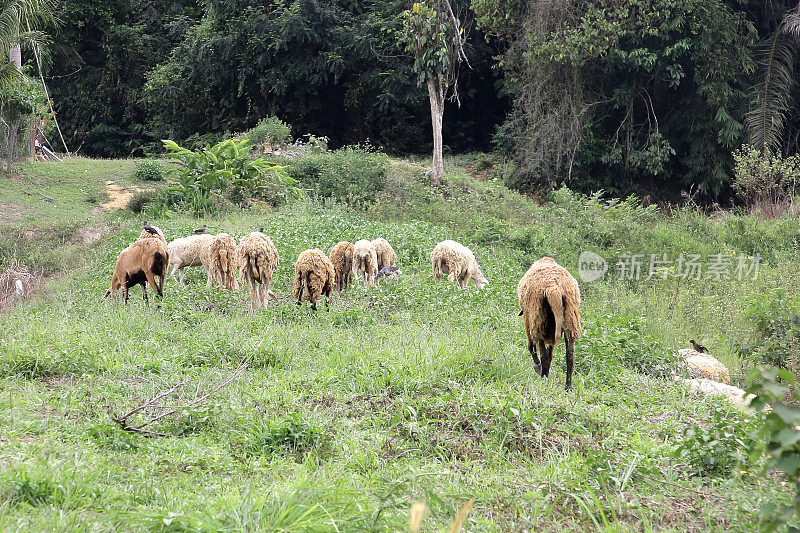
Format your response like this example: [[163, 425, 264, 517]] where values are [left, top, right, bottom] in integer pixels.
[[113, 358, 250, 437]]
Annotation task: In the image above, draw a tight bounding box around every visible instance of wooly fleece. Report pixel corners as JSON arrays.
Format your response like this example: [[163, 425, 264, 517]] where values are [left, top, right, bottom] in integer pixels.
[[167, 233, 216, 283], [106, 238, 169, 303], [430, 240, 487, 289], [677, 348, 731, 384], [330, 241, 354, 291], [351, 239, 378, 286], [372, 238, 397, 270], [208, 233, 239, 290], [237, 232, 279, 308], [517, 256, 581, 390], [293, 249, 335, 310], [138, 226, 167, 245]]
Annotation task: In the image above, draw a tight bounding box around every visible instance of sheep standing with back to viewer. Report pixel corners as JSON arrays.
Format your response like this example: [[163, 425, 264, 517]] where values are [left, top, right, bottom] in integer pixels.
[[517, 256, 581, 390], [237, 231, 279, 309], [372, 238, 397, 271], [293, 249, 335, 310], [208, 233, 239, 290], [105, 238, 169, 303], [351, 239, 378, 286], [430, 240, 488, 289], [330, 241, 354, 291], [167, 233, 216, 283]]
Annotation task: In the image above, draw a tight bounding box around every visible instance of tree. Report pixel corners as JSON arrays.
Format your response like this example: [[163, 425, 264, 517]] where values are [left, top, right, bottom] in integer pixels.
[[402, 0, 469, 184], [745, 1, 800, 156], [0, 0, 55, 82]]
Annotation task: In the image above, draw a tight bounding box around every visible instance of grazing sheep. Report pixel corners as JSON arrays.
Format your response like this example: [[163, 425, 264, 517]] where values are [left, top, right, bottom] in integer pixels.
[[167, 233, 216, 283], [351, 239, 378, 286], [372, 238, 397, 270], [677, 348, 731, 384], [517, 257, 581, 390], [138, 222, 167, 245], [207, 233, 239, 290], [677, 377, 755, 412], [237, 231, 279, 309], [293, 249, 335, 310], [105, 238, 169, 303], [330, 241, 354, 291], [430, 240, 488, 289]]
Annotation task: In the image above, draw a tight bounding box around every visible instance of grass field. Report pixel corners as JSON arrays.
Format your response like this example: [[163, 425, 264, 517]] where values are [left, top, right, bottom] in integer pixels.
[[0, 157, 796, 531]]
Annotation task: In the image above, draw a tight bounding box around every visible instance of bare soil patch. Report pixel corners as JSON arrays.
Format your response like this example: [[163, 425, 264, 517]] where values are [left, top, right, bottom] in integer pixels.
[[101, 180, 140, 211]]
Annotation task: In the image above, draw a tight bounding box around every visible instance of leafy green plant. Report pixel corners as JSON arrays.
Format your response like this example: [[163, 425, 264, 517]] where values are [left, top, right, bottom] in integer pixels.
[[230, 415, 326, 459], [133, 159, 167, 181], [746, 366, 800, 530], [743, 290, 800, 371], [733, 144, 800, 214], [159, 138, 302, 216], [674, 406, 761, 478], [288, 144, 388, 207], [246, 117, 292, 148], [127, 189, 158, 214]]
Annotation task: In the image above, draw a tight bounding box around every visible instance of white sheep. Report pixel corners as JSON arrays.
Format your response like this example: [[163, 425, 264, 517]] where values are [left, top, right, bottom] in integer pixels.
[[351, 239, 378, 286], [430, 240, 488, 289], [167, 233, 216, 283]]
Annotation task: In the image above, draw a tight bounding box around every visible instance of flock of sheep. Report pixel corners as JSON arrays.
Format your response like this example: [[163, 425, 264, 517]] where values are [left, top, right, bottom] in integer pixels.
[[106, 223, 585, 389]]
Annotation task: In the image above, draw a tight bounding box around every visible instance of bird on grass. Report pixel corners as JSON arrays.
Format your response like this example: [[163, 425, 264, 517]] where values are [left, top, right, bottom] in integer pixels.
[[689, 339, 708, 353], [193, 225, 207, 235]]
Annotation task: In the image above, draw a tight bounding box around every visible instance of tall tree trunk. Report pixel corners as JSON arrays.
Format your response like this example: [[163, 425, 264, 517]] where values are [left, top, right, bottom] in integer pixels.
[[9, 44, 21, 68], [426, 76, 445, 185]]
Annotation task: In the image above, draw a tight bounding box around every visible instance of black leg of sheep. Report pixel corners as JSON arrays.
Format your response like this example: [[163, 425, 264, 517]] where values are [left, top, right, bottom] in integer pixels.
[[539, 341, 553, 377], [565, 332, 575, 391], [528, 339, 542, 375]]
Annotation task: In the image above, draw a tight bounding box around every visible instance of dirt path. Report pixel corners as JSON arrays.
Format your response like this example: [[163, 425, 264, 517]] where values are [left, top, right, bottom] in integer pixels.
[[101, 180, 140, 211]]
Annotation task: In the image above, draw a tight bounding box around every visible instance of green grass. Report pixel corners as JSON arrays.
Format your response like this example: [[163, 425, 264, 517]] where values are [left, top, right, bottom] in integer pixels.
[[0, 156, 796, 530]]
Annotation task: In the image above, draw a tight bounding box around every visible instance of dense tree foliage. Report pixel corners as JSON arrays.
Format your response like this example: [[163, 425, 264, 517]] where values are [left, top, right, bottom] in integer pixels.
[[473, 0, 800, 199], [38, 0, 800, 200]]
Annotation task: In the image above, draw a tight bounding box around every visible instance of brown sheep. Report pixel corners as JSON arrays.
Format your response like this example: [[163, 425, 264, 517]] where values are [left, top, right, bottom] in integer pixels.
[[237, 231, 279, 309], [372, 238, 397, 271], [431, 240, 488, 289], [517, 257, 581, 390], [677, 349, 731, 384], [208, 233, 239, 290], [351, 239, 378, 286], [330, 241, 354, 291], [105, 238, 169, 303], [293, 249, 335, 311]]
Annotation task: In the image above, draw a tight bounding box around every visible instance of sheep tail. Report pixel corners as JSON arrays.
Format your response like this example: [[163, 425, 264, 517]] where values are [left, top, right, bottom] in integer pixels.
[[219, 249, 228, 273], [544, 286, 565, 342]]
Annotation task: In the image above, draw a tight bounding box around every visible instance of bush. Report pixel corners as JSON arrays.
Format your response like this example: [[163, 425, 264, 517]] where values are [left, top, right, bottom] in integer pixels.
[[288, 144, 388, 207], [733, 145, 800, 216], [157, 138, 302, 216], [742, 290, 800, 372], [127, 190, 158, 213], [133, 160, 167, 181], [246, 117, 292, 148], [674, 406, 760, 478]]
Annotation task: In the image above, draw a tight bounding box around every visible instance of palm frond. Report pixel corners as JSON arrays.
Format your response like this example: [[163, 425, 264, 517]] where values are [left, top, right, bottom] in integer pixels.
[[745, 29, 799, 154], [783, 1, 800, 36]]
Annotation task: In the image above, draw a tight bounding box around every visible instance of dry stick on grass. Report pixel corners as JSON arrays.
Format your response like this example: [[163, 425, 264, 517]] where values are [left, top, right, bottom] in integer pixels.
[[113, 358, 251, 436]]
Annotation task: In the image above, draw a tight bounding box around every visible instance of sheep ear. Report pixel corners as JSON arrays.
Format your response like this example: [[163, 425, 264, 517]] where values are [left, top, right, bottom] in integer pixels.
[[518, 309, 523, 316]]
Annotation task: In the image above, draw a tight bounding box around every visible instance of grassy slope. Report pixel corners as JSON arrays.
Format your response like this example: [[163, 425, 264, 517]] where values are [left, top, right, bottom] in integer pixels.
[[0, 157, 795, 531]]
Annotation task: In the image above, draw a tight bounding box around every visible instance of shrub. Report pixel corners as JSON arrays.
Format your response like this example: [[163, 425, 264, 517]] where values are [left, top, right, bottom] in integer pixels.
[[674, 406, 760, 478], [133, 160, 167, 181], [158, 138, 302, 216], [742, 290, 800, 372], [733, 145, 800, 216], [246, 117, 292, 148], [127, 190, 158, 214], [746, 366, 800, 529], [288, 144, 388, 207]]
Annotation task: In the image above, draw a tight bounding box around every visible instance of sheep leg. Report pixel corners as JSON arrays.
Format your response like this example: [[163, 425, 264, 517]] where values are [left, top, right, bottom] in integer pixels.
[[140, 281, 149, 303], [565, 332, 575, 391], [528, 338, 542, 375], [143, 269, 162, 298], [538, 341, 552, 377]]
